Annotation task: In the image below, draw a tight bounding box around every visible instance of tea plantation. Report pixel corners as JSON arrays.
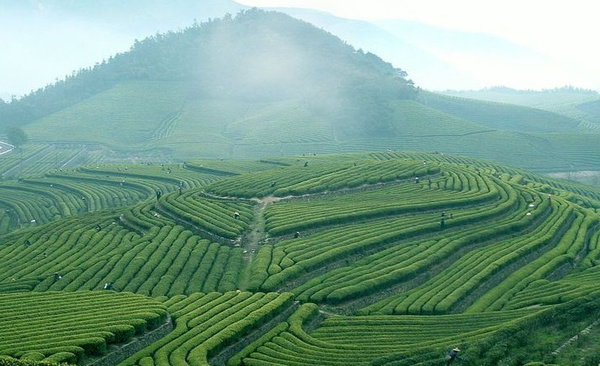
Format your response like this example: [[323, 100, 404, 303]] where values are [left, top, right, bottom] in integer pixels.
[[1, 152, 600, 365]]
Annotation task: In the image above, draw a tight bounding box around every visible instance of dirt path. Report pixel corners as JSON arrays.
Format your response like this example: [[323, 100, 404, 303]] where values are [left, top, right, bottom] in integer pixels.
[[238, 196, 283, 289], [209, 175, 439, 290]]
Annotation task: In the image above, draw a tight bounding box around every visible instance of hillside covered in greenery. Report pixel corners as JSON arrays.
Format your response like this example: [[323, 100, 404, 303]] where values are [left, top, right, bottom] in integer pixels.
[[0, 10, 598, 172], [1, 152, 600, 365], [0, 9, 414, 134], [441, 86, 600, 129]]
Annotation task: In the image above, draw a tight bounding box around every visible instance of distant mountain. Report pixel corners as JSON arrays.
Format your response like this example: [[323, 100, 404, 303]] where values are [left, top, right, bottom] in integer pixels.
[[2, 10, 415, 136], [1, 10, 597, 172], [441, 87, 600, 128]]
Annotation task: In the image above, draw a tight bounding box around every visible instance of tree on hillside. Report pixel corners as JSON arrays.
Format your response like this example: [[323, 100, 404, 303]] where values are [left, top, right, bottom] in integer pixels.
[[5, 126, 28, 147]]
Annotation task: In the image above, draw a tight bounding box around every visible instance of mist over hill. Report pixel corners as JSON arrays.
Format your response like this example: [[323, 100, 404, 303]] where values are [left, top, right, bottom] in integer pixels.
[[267, 7, 547, 91], [0, 9, 415, 136], [0, 9, 598, 172], [257, 7, 475, 91]]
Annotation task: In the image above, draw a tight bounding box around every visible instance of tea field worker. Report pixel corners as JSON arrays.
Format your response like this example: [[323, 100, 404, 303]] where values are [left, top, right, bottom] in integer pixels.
[[233, 212, 240, 220], [103, 282, 114, 290], [445, 347, 461, 365], [415, 176, 420, 183], [294, 231, 300, 238], [304, 161, 309, 167], [53, 273, 62, 281]]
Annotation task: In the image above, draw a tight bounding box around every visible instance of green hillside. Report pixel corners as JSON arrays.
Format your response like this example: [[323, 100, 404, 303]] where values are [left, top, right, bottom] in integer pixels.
[[1, 152, 600, 365], [1, 10, 598, 173], [418, 91, 582, 133], [441, 86, 600, 129], [18, 80, 600, 172], [1, 9, 414, 131]]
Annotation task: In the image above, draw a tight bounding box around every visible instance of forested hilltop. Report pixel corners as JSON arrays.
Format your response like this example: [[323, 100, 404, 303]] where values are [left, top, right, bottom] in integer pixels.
[[0, 9, 598, 172], [0, 9, 415, 136]]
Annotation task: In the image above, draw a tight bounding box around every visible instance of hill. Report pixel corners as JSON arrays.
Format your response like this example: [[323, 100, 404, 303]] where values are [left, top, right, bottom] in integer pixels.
[[441, 86, 600, 128], [0, 10, 598, 173], [1, 9, 415, 132], [1, 151, 600, 365]]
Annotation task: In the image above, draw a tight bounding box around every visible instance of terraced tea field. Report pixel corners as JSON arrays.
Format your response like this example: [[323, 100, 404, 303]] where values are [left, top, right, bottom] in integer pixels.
[[1, 152, 600, 365]]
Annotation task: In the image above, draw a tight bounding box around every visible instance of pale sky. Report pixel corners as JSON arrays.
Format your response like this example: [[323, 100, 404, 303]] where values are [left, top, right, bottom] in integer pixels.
[[236, 0, 600, 91]]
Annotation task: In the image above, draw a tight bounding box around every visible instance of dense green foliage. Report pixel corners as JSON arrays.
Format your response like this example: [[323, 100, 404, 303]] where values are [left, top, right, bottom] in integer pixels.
[[121, 291, 295, 365], [0, 292, 166, 364], [1, 152, 600, 365]]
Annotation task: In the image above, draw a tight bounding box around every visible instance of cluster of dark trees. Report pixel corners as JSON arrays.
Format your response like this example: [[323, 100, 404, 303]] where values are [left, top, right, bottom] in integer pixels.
[[4, 126, 28, 147], [0, 9, 417, 136]]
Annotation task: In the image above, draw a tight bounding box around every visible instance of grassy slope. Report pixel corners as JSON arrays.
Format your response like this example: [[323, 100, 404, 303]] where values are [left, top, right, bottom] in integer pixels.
[[26, 81, 189, 148], [441, 88, 600, 129], [441, 89, 600, 110], [23, 81, 600, 171], [418, 91, 582, 133]]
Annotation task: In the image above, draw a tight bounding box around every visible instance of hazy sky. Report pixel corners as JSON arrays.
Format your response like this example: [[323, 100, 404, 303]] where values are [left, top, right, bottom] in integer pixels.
[[237, 0, 600, 91]]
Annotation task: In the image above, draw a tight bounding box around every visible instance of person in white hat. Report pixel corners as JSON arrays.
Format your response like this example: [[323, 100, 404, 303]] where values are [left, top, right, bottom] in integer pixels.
[[445, 347, 461, 365]]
